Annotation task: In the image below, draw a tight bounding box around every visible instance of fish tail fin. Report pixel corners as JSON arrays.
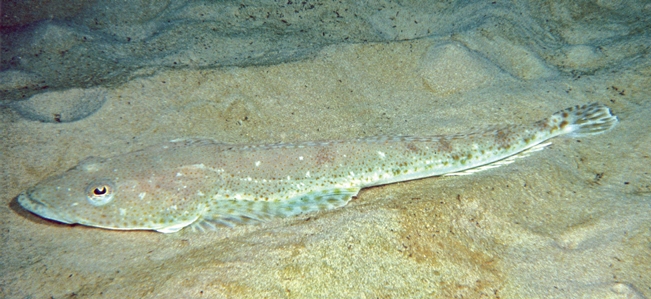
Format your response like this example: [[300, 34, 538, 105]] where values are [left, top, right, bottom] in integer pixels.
[[554, 103, 618, 137]]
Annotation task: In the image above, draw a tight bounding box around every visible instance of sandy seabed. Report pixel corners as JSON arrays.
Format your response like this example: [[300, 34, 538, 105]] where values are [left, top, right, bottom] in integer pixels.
[[1, 2, 650, 298]]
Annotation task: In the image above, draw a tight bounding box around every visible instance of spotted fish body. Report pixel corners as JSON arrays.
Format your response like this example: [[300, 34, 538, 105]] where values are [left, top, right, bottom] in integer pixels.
[[19, 103, 617, 233]]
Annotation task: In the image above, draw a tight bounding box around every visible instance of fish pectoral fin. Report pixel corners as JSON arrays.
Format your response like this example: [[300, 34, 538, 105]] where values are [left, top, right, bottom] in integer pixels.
[[445, 142, 551, 176], [155, 216, 201, 233], [192, 187, 361, 231]]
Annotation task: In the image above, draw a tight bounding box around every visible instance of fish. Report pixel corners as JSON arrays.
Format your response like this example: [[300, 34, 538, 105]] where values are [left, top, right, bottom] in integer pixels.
[[18, 103, 618, 233]]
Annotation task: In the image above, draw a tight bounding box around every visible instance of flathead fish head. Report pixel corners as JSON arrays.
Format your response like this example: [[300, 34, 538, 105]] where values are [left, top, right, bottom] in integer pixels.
[[18, 153, 209, 233]]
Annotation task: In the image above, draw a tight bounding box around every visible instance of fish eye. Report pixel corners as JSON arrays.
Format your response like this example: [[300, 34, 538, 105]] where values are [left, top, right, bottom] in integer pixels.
[[86, 180, 115, 206]]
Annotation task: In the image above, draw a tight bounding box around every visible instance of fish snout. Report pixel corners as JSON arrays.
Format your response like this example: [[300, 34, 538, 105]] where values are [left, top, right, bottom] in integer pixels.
[[17, 190, 73, 224]]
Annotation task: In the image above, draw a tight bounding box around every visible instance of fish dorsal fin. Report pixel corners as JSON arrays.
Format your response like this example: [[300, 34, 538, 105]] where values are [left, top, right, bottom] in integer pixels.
[[169, 138, 229, 147], [191, 187, 360, 231], [445, 142, 551, 176]]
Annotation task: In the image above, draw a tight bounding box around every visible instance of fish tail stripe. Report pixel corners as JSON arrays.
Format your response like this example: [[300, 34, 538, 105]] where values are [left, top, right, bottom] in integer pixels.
[[555, 103, 618, 137]]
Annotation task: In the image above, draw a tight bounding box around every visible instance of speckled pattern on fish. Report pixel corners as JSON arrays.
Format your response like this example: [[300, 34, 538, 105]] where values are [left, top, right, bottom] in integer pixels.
[[18, 103, 618, 233]]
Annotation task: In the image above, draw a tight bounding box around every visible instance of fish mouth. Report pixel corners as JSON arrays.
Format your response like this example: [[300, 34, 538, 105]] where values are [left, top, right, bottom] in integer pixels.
[[17, 191, 73, 224]]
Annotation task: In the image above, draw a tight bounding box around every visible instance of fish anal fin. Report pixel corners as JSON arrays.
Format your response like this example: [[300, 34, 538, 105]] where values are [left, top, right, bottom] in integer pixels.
[[277, 187, 361, 217], [192, 187, 360, 231], [445, 142, 551, 176]]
